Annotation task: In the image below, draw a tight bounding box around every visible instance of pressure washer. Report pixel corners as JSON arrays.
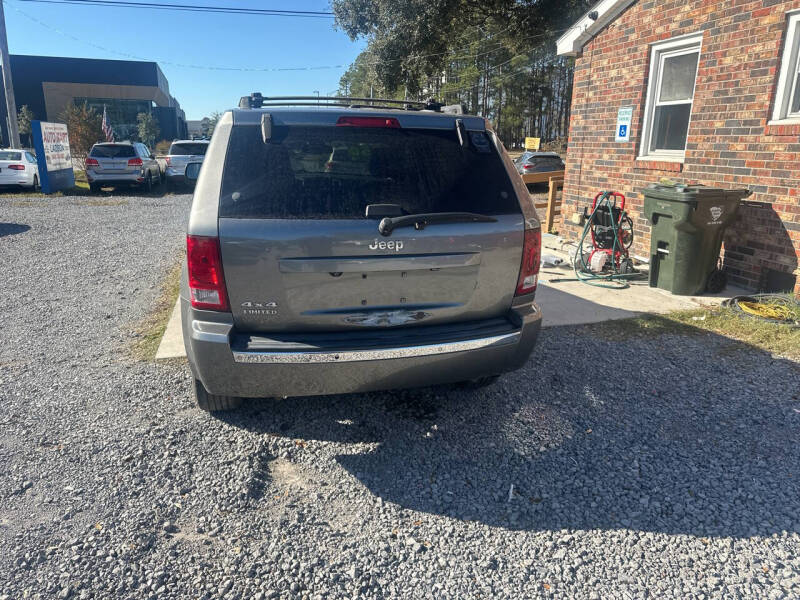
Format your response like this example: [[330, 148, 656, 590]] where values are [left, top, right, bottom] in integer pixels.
[[572, 190, 641, 288]]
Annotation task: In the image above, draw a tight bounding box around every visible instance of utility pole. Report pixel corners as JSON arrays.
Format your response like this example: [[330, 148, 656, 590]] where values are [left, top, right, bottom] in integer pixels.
[[0, 0, 19, 148]]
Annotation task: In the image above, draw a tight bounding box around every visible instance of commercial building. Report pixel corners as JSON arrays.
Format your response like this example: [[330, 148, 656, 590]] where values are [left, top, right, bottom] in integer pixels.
[[557, 0, 800, 295], [2, 54, 187, 146]]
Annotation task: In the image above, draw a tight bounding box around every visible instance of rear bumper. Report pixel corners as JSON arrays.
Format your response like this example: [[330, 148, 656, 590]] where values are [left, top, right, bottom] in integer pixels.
[[0, 173, 34, 186], [86, 171, 143, 184], [165, 172, 187, 184], [182, 299, 542, 398]]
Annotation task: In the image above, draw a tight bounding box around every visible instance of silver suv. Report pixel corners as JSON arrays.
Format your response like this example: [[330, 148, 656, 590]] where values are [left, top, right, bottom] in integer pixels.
[[181, 95, 542, 411], [86, 142, 161, 193], [164, 139, 209, 185]]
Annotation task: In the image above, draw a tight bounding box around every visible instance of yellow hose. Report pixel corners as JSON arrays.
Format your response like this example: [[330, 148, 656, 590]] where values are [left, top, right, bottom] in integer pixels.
[[737, 301, 793, 321]]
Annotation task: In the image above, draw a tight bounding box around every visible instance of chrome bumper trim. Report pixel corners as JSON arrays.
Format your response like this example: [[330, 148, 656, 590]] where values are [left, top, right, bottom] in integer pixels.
[[231, 331, 521, 364], [191, 319, 231, 344]]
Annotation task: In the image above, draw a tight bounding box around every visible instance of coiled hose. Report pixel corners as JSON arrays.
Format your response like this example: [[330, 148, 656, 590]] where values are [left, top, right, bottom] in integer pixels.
[[722, 293, 800, 327]]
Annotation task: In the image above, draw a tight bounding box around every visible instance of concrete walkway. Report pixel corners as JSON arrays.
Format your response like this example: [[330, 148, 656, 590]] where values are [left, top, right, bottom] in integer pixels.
[[154, 300, 184, 360], [535, 233, 743, 326], [155, 237, 744, 359]]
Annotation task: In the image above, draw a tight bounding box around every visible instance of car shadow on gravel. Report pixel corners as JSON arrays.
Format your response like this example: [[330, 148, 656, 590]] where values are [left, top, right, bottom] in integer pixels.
[[0, 222, 31, 237], [217, 324, 800, 538]]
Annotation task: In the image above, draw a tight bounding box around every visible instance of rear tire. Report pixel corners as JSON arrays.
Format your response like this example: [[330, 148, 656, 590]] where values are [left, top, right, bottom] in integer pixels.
[[31, 175, 39, 192], [194, 378, 242, 412], [89, 182, 101, 193], [144, 173, 153, 194]]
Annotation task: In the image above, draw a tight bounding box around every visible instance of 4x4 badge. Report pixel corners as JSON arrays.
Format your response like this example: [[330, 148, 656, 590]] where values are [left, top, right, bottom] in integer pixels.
[[241, 300, 278, 316], [241, 301, 277, 308]]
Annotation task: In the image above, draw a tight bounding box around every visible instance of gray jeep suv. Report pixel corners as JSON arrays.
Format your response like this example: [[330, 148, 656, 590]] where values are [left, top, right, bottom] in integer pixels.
[[182, 95, 542, 411]]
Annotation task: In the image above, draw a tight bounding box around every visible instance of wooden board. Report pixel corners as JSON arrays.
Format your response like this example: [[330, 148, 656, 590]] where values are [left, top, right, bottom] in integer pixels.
[[522, 170, 565, 185]]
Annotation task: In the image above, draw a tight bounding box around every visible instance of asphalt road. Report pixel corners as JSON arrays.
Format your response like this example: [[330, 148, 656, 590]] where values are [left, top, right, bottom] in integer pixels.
[[1, 194, 799, 599]]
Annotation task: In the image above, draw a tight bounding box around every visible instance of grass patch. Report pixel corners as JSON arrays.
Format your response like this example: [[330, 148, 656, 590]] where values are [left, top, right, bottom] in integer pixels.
[[130, 257, 183, 361], [585, 304, 800, 360]]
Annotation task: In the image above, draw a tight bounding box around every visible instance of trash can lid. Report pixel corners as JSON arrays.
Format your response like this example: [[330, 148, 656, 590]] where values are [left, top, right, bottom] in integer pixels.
[[643, 182, 751, 202]]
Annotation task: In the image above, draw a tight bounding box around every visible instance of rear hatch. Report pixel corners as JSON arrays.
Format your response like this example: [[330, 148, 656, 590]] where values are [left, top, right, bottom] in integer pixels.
[[89, 144, 136, 173], [218, 116, 525, 333], [167, 142, 208, 172]]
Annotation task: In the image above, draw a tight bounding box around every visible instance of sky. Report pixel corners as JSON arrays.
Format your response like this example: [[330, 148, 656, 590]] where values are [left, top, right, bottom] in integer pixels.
[[4, 0, 367, 119]]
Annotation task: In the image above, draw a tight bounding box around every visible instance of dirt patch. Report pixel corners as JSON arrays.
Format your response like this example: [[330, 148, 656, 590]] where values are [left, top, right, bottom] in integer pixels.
[[130, 257, 183, 361]]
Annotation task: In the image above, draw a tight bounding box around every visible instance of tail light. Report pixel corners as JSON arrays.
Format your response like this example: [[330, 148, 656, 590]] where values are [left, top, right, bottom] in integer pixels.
[[85, 158, 99, 167], [515, 227, 541, 296], [336, 116, 401, 128], [8, 164, 25, 170], [128, 157, 143, 167], [187, 235, 229, 311]]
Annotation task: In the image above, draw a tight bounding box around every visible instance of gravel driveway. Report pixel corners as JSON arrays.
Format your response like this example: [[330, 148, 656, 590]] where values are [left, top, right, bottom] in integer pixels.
[[1, 194, 799, 600]]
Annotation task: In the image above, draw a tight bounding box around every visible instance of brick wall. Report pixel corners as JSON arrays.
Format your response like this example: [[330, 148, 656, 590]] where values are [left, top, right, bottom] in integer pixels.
[[561, 0, 800, 295]]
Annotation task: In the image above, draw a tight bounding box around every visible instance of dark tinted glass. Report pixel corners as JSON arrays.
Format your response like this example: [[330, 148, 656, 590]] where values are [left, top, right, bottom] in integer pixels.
[[220, 125, 520, 219], [650, 104, 691, 151], [524, 157, 564, 172], [170, 143, 209, 156], [90, 145, 136, 158]]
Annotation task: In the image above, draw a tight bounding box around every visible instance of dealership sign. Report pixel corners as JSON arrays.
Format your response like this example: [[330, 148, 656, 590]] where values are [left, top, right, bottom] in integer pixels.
[[31, 121, 75, 194]]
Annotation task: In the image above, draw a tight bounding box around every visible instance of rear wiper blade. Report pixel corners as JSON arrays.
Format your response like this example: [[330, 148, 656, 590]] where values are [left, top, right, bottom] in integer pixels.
[[378, 212, 497, 236]]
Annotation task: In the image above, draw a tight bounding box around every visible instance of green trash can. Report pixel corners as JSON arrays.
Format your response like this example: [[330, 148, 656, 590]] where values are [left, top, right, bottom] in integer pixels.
[[643, 183, 751, 295]]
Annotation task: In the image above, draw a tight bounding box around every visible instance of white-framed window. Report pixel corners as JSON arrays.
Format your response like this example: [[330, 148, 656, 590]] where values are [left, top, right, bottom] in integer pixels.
[[639, 34, 703, 161], [772, 10, 800, 124]]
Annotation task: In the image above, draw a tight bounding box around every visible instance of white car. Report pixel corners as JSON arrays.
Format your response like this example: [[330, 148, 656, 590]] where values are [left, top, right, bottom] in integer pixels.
[[0, 149, 39, 191], [164, 140, 209, 185]]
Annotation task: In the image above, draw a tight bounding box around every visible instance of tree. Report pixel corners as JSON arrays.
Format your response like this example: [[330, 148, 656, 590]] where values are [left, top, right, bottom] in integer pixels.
[[331, 0, 592, 145], [201, 111, 222, 138], [332, 0, 591, 94], [137, 112, 160, 148], [17, 105, 34, 148], [59, 102, 103, 170]]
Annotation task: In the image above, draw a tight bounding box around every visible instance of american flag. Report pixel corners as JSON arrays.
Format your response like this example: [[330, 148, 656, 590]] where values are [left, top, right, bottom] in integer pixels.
[[102, 106, 115, 142]]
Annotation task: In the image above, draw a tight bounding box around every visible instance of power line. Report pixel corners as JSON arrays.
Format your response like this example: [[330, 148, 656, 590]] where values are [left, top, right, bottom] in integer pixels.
[[9, 1, 571, 74], [17, 0, 335, 17], [8, 1, 345, 70]]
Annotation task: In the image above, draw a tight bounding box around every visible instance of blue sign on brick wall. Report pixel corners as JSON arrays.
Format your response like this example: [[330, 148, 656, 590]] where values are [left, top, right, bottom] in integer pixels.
[[615, 106, 633, 143], [31, 121, 75, 194]]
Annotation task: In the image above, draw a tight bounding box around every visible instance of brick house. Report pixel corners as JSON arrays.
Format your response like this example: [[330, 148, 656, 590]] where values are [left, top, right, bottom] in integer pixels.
[[556, 0, 800, 295]]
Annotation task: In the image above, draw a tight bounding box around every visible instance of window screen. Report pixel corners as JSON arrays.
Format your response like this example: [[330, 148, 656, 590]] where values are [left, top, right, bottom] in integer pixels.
[[640, 35, 702, 159], [772, 12, 800, 122], [219, 125, 520, 219]]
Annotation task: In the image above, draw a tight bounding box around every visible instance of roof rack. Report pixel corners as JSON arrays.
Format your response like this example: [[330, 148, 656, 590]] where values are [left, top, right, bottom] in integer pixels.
[[237, 93, 462, 114]]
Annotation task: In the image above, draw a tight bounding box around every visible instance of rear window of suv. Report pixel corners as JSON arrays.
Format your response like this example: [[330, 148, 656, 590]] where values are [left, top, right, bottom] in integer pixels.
[[219, 124, 520, 219], [169, 143, 208, 156], [0, 151, 22, 160], [90, 145, 136, 158]]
